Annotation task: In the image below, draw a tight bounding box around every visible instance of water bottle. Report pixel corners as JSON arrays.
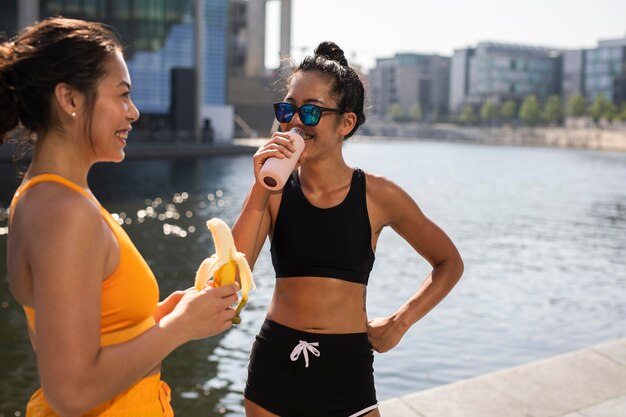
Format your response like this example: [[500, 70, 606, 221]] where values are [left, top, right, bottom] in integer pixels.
[[257, 127, 305, 191]]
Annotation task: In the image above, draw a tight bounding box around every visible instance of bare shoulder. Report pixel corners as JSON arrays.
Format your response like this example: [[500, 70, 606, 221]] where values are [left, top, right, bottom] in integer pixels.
[[14, 183, 107, 245], [362, 170, 424, 229], [363, 170, 416, 206]]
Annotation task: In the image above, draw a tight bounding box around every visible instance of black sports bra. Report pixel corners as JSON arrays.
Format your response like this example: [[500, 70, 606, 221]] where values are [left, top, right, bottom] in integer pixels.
[[270, 169, 375, 285]]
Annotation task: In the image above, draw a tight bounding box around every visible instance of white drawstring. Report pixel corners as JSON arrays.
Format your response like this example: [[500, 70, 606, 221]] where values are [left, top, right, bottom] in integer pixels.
[[290, 340, 320, 368]]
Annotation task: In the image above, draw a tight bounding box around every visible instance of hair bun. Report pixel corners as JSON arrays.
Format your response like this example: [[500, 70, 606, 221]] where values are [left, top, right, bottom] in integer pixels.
[[314, 41, 348, 66]]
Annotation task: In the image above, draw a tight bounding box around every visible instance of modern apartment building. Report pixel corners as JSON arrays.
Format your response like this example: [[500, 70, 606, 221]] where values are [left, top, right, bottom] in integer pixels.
[[449, 37, 626, 114], [585, 37, 626, 106], [1, 0, 233, 141], [449, 42, 562, 114], [369, 53, 450, 120]]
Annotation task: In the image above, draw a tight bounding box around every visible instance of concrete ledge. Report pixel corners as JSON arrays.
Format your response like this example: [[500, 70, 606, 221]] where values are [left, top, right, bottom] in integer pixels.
[[380, 337, 626, 417]]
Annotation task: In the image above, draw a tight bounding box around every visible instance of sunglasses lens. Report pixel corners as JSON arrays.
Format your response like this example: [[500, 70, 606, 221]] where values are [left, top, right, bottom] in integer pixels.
[[300, 105, 321, 126], [275, 103, 295, 123]]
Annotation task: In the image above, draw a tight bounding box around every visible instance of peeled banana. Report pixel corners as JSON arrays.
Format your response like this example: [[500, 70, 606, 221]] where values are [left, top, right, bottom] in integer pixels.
[[194, 218, 255, 324]]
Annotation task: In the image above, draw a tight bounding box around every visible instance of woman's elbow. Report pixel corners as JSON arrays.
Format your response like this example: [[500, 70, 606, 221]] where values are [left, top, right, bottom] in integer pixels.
[[44, 384, 96, 417], [455, 254, 465, 278], [438, 252, 464, 284]]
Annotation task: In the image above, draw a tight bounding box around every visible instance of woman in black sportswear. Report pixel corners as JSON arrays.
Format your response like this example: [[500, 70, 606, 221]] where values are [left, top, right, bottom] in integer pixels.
[[233, 41, 464, 417]]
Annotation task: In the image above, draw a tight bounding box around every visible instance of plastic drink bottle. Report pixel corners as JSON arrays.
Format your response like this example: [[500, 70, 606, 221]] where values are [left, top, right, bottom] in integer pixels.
[[258, 127, 306, 191]]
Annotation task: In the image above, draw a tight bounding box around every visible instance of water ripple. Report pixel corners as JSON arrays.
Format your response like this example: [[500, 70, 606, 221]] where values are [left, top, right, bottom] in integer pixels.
[[1, 144, 625, 416]]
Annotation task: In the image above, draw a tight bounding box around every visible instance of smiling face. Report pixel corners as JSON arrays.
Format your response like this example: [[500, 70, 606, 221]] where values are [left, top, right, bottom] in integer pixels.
[[88, 49, 139, 163], [281, 70, 352, 159]]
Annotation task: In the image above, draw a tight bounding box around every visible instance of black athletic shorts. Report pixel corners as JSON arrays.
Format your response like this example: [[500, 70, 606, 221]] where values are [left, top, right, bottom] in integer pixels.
[[244, 318, 378, 417]]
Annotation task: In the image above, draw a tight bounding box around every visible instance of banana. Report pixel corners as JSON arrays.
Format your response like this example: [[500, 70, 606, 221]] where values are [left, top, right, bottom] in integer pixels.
[[194, 218, 255, 324]]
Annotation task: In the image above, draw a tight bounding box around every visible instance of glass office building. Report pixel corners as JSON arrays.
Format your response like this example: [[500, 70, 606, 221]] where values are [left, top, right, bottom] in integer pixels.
[[0, 0, 230, 136], [449, 42, 562, 114], [468, 43, 561, 101], [585, 38, 626, 106]]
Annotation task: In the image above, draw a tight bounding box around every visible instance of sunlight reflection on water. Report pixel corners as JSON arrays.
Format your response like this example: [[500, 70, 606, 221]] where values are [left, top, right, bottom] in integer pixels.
[[1, 140, 625, 417]]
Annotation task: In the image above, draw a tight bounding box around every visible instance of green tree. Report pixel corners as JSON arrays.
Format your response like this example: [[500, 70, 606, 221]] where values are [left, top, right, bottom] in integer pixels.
[[388, 104, 404, 122], [617, 104, 626, 122], [459, 104, 476, 124], [480, 101, 498, 124], [542, 95, 563, 125], [567, 93, 586, 117], [519, 95, 540, 125], [500, 100, 517, 120], [589, 94, 616, 122], [409, 103, 422, 122]]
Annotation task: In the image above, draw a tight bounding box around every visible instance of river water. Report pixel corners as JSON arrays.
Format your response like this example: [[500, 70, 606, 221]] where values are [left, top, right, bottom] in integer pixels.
[[1, 139, 625, 417]]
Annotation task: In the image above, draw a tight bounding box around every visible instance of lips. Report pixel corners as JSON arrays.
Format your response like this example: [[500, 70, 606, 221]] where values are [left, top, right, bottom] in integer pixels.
[[115, 128, 131, 140]]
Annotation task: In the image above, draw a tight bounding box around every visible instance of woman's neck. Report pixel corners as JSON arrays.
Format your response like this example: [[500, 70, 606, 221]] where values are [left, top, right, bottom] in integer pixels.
[[299, 157, 353, 193], [26, 132, 92, 187]]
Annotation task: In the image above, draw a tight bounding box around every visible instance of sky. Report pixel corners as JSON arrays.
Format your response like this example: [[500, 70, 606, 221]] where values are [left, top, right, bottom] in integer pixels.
[[265, 0, 626, 73]]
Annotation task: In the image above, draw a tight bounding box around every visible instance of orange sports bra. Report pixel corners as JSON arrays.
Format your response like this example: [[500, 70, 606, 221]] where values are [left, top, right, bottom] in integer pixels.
[[9, 174, 159, 347]]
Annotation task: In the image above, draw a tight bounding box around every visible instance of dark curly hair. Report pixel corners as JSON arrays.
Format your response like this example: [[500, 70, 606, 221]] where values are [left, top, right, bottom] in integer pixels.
[[294, 41, 366, 139]]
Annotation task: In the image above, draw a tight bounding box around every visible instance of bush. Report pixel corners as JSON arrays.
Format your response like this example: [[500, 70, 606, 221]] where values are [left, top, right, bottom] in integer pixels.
[[388, 104, 404, 122], [500, 100, 517, 120], [519, 95, 540, 125], [567, 93, 586, 118], [542, 95, 563, 125], [480, 101, 498, 124], [460, 104, 477, 124], [589, 94, 616, 122]]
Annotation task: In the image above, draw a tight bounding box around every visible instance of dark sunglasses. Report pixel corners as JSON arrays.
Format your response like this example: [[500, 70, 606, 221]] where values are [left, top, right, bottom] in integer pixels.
[[273, 102, 345, 126]]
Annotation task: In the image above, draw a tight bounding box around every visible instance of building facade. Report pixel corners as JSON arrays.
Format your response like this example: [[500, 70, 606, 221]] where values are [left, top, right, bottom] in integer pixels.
[[449, 42, 562, 114], [561, 49, 585, 104], [1, 0, 233, 141], [449, 48, 474, 114], [449, 37, 626, 115], [369, 53, 450, 120], [585, 37, 626, 107]]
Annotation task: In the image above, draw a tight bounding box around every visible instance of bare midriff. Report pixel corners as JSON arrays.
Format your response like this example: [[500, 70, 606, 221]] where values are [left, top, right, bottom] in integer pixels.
[[267, 277, 368, 334]]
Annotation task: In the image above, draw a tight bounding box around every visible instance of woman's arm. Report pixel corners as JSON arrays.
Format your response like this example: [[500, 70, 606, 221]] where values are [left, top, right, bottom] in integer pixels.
[[232, 184, 273, 268], [27, 191, 238, 417], [366, 175, 464, 353], [232, 133, 303, 268]]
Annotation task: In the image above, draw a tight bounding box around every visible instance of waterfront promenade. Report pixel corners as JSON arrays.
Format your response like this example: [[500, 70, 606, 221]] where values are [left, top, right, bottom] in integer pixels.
[[379, 337, 626, 417], [3, 122, 626, 163]]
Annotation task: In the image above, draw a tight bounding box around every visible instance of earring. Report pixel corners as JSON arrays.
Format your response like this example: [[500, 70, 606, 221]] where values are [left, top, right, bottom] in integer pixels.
[[71, 112, 77, 118]]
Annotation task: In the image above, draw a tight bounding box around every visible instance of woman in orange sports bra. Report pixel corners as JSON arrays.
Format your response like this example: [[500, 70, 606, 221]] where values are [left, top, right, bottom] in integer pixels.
[[1, 18, 239, 417]]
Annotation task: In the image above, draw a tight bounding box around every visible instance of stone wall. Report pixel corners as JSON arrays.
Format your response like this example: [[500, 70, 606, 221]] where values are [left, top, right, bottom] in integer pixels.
[[452, 126, 626, 152], [359, 121, 626, 152]]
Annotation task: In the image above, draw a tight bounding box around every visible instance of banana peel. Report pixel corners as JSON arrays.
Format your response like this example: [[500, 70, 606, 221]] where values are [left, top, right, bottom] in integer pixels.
[[194, 218, 255, 324]]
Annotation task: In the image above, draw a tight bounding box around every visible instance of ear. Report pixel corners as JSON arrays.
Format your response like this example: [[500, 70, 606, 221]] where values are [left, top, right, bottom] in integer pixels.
[[338, 112, 357, 137], [53, 83, 84, 120]]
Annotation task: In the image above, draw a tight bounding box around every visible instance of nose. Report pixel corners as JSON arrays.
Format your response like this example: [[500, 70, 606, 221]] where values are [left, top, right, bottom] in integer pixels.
[[288, 110, 304, 127], [128, 99, 140, 122]]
